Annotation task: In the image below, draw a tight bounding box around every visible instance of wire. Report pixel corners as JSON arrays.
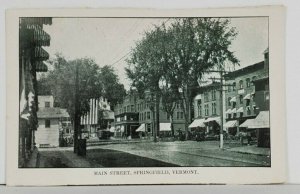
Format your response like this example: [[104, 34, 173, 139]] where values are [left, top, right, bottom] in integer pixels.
[[108, 18, 172, 66]]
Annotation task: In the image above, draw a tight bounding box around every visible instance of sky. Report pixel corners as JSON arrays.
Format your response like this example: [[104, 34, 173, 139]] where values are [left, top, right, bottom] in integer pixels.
[[43, 17, 268, 90]]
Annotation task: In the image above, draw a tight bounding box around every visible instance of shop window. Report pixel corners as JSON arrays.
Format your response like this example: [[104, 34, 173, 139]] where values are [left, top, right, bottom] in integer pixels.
[[232, 82, 236, 91], [252, 76, 257, 86], [228, 97, 231, 106], [45, 119, 51, 128], [45, 101, 50, 108]]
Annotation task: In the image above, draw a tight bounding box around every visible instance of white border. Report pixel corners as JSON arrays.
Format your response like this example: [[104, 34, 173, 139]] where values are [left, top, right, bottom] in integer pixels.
[[6, 6, 286, 186]]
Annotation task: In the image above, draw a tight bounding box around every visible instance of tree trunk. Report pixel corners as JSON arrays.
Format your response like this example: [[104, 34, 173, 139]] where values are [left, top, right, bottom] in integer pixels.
[[170, 115, 174, 137], [181, 84, 191, 140]]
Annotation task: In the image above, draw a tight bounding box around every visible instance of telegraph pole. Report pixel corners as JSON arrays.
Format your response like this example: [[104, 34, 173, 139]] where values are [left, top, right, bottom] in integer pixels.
[[219, 71, 224, 149], [203, 70, 233, 149], [73, 62, 79, 153]]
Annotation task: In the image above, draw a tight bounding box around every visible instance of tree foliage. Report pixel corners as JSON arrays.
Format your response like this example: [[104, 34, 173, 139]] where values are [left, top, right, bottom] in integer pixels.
[[37, 54, 125, 120], [126, 18, 239, 139]]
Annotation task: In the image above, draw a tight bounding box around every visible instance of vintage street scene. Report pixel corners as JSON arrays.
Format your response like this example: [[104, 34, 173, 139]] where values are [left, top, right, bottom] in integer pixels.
[[19, 17, 270, 168]]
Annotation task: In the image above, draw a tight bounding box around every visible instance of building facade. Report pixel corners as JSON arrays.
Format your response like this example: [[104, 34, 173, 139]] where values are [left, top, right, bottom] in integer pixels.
[[114, 91, 186, 139], [35, 95, 70, 147], [190, 82, 222, 138], [80, 97, 115, 138], [19, 17, 52, 167]]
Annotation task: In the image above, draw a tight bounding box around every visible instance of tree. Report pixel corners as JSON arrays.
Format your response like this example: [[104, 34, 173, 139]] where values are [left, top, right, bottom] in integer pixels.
[[126, 25, 169, 141], [99, 65, 126, 110], [126, 18, 239, 141], [165, 18, 239, 139]]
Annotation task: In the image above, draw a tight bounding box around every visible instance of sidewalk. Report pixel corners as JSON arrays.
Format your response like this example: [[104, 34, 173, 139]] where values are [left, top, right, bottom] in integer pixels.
[[227, 145, 270, 156]]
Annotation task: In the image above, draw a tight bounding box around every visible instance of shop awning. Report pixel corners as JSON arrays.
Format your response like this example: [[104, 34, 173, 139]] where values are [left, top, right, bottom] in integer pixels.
[[34, 61, 48, 72], [109, 126, 115, 132], [243, 93, 251, 100], [120, 126, 125, 132], [33, 46, 49, 61], [237, 107, 244, 113], [136, 124, 145, 132], [188, 118, 205, 128], [230, 97, 236, 102], [239, 119, 256, 128], [160, 123, 171, 131], [205, 117, 221, 125], [225, 109, 232, 114], [224, 120, 238, 128], [194, 94, 202, 100], [231, 108, 237, 113], [248, 111, 270, 128]]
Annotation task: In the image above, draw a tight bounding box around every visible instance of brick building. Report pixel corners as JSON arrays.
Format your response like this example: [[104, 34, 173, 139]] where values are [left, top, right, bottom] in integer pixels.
[[190, 82, 222, 138], [114, 91, 185, 139]]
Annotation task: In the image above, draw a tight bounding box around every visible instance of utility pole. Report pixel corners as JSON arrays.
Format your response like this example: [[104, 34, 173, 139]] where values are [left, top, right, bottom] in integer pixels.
[[203, 70, 233, 149], [219, 71, 224, 149], [73, 62, 79, 153]]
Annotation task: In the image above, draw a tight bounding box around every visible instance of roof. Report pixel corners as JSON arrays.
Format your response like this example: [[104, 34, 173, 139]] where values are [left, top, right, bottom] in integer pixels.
[[37, 107, 69, 119], [252, 69, 269, 82], [224, 61, 265, 80]]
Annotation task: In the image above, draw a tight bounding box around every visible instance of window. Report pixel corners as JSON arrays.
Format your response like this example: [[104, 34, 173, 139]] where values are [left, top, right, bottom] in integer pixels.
[[204, 92, 209, 102], [45, 119, 50, 128], [239, 95, 243, 104], [246, 99, 250, 106], [197, 100, 202, 117], [246, 78, 251, 88], [239, 80, 244, 89], [232, 82, 236, 91], [212, 90, 216, 100], [147, 112, 150, 119], [180, 112, 184, 119], [131, 105, 134, 112], [198, 105, 202, 117], [228, 85, 231, 92], [205, 104, 209, 116], [177, 112, 180, 120], [228, 97, 231, 106], [212, 103, 217, 115], [45, 101, 50, 108], [252, 76, 257, 86], [240, 112, 243, 117]]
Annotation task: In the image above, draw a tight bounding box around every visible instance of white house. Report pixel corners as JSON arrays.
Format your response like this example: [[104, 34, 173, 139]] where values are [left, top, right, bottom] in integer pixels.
[[35, 96, 69, 147]]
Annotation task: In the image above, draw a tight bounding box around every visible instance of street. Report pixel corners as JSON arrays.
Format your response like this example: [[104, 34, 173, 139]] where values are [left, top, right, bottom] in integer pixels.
[[36, 140, 271, 168]]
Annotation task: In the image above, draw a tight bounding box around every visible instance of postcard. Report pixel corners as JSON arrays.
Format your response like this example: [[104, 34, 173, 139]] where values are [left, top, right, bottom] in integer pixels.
[[6, 6, 286, 185]]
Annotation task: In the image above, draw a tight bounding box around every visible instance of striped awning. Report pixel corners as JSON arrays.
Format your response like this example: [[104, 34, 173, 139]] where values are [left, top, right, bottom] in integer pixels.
[[204, 117, 221, 125], [231, 108, 237, 113], [225, 109, 232, 114], [160, 123, 171, 131], [136, 124, 145, 132], [189, 118, 205, 128], [230, 97, 236, 102], [240, 119, 256, 128], [34, 61, 48, 72], [26, 24, 51, 46], [248, 111, 270, 128], [237, 107, 244, 113], [243, 93, 251, 100], [224, 120, 238, 128], [32, 47, 49, 61]]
